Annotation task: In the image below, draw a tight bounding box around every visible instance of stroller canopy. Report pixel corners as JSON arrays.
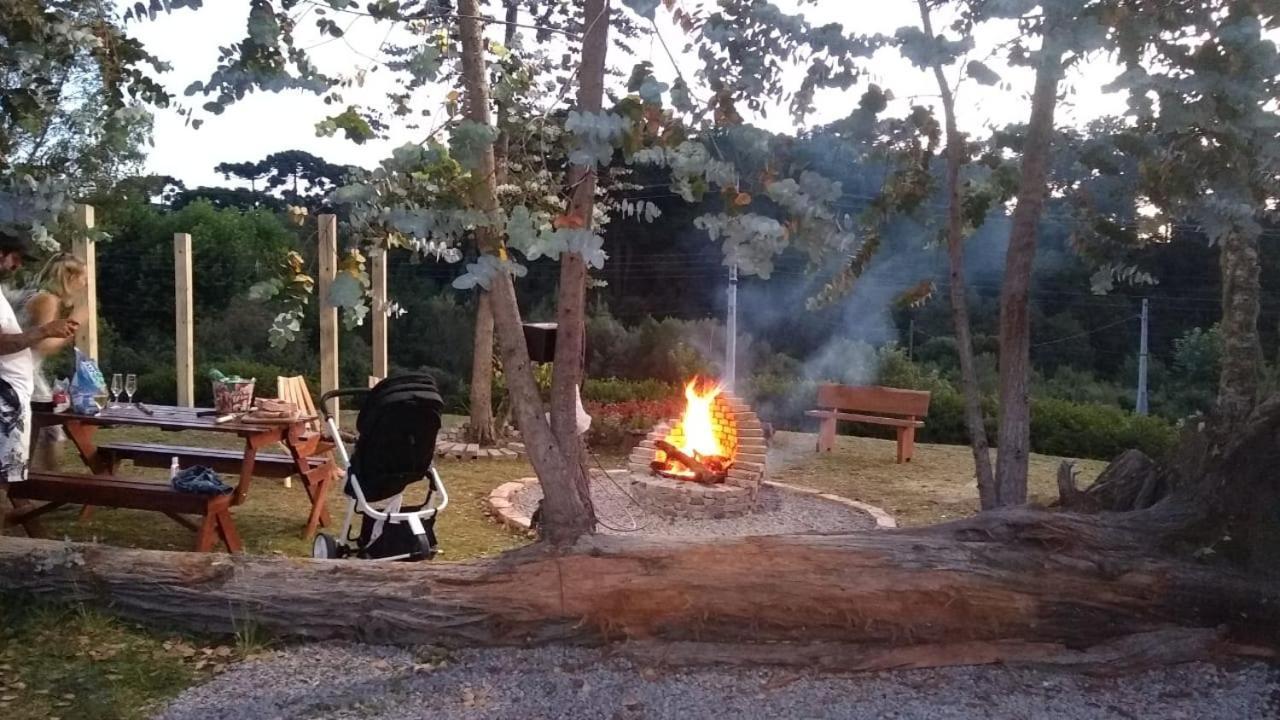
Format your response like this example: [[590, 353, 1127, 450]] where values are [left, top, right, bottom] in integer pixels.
[[348, 373, 444, 502]]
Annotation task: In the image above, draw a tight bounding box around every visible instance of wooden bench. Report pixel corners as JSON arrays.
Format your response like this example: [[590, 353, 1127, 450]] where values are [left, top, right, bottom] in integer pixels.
[[5, 471, 241, 552], [806, 384, 931, 463], [97, 441, 329, 479]]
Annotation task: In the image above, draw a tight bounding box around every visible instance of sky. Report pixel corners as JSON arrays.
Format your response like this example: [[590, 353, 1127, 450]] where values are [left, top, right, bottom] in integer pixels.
[[126, 0, 1129, 189]]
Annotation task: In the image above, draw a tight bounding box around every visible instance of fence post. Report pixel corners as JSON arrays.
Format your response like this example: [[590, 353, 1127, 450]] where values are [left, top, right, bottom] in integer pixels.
[[71, 204, 98, 359], [174, 233, 195, 407], [318, 215, 339, 415], [371, 247, 388, 382]]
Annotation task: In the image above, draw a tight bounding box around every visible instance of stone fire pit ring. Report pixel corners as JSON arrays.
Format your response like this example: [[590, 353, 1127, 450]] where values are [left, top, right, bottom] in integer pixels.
[[623, 389, 767, 520], [487, 472, 896, 537]]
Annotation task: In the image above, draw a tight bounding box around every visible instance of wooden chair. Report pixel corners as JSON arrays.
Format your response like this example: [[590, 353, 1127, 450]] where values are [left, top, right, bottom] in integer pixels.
[[276, 376, 342, 537], [277, 376, 324, 435], [806, 384, 932, 463]]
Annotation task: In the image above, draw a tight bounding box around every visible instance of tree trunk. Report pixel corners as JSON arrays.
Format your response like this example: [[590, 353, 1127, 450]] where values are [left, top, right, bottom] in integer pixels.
[[994, 44, 1064, 507], [1217, 227, 1263, 425], [456, 0, 592, 543], [464, 0, 523, 449], [917, 0, 996, 509], [466, 292, 497, 445], [8, 391, 1280, 669], [463, 1, 524, 449], [548, 0, 611, 521], [1, 524, 1274, 668]]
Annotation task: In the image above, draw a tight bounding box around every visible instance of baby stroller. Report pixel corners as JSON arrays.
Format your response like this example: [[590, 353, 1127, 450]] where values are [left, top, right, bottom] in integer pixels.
[[311, 373, 448, 561]]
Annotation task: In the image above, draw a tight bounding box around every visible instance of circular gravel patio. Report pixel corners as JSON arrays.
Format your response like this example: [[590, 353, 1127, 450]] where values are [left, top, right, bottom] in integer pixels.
[[488, 470, 893, 539]]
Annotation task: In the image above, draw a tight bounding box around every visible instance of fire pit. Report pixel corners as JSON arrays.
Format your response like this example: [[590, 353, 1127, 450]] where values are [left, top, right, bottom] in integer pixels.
[[626, 379, 767, 519]]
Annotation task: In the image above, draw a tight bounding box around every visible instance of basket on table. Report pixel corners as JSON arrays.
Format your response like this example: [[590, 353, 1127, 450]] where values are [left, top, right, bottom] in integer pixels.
[[212, 377, 256, 413]]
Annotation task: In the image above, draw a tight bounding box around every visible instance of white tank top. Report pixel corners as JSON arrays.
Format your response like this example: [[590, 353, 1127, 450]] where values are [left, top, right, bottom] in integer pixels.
[[0, 286, 34, 401]]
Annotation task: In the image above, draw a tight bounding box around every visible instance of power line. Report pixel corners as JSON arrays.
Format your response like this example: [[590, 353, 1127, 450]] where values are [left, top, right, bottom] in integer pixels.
[[1030, 315, 1140, 348]]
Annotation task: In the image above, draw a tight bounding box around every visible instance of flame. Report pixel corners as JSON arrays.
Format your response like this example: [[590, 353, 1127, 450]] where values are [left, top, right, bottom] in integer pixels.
[[654, 378, 732, 480], [677, 379, 724, 458]]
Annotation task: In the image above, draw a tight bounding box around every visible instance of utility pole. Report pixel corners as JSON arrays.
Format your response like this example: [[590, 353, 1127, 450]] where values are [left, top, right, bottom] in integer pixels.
[[1136, 298, 1149, 416], [726, 265, 738, 390]]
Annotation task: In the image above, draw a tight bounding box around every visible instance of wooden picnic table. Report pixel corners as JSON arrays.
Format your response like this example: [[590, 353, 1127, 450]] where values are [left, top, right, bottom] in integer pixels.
[[23, 405, 338, 547]]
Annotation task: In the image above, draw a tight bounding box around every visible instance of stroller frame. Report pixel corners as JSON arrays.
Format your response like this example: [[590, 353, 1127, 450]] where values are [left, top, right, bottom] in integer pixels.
[[313, 385, 449, 561]]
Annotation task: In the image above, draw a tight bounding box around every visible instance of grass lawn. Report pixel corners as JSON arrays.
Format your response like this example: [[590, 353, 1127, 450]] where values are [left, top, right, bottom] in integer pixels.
[[0, 422, 1109, 718], [767, 430, 1108, 527]]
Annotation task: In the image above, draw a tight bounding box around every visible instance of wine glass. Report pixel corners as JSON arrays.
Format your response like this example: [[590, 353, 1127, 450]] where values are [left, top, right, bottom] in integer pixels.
[[124, 374, 138, 405], [110, 373, 122, 408]]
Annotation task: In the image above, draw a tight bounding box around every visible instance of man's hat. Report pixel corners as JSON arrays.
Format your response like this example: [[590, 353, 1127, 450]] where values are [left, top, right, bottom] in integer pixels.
[[0, 228, 39, 261]]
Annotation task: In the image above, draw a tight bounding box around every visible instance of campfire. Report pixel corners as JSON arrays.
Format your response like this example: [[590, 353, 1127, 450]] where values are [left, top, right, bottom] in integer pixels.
[[627, 383, 766, 520], [650, 379, 734, 484]]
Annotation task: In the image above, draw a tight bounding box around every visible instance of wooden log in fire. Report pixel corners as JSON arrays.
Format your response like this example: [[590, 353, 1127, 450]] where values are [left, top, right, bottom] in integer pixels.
[[652, 439, 722, 484]]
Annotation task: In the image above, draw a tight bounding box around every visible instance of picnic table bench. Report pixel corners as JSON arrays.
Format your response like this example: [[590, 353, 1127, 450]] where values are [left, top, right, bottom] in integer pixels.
[[806, 384, 932, 463], [16, 405, 339, 551], [96, 441, 330, 481], [6, 471, 241, 552]]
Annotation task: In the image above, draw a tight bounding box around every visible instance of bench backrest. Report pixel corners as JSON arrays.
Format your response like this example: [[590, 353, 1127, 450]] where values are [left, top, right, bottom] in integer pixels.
[[815, 384, 931, 418]]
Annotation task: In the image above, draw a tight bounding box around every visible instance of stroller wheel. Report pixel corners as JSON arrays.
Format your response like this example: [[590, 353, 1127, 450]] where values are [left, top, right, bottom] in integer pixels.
[[312, 532, 340, 559], [412, 534, 437, 561]]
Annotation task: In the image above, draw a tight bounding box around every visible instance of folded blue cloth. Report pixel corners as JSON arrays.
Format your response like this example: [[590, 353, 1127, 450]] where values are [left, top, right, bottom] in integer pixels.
[[171, 466, 233, 495]]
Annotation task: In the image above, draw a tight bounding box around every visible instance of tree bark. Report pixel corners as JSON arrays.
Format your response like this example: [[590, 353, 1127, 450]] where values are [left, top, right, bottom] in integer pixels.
[[1217, 227, 1263, 425], [463, 2, 523, 449], [1, 525, 1275, 667], [917, 0, 996, 509], [1057, 450, 1162, 513], [548, 0, 612, 522], [464, 0, 522, 449], [995, 42, 1065, 507], [456, 0, 591, 543], [466, 292, 497, 445]]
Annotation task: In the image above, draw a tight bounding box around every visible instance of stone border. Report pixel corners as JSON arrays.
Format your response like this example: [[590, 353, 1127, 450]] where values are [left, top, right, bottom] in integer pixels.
[[486, 473, 897, 532], [762, 480, 898, 529], [485, 476, 542, 531], [435, 440, 526, 461]]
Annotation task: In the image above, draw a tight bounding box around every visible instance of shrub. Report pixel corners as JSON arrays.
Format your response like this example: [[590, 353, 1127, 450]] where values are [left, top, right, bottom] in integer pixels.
[[1029, 398, 1176, 460], [583, 377, 678, 404], [876, 346, 955, 395], [1034, 366, 1126, 407], [136, 367, 178, 406], [915, 336, 958, 370], [196, 361, 301, 407], [740, 373, 816, 431], [585, 398, 684, 450]]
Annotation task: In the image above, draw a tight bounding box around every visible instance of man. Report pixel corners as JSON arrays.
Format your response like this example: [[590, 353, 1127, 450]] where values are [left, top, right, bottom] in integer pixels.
[[0, 230, 77, 488]]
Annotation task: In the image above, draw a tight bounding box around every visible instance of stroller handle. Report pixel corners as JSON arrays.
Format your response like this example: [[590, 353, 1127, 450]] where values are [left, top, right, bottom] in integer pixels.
[[318, 387, 372, 420]]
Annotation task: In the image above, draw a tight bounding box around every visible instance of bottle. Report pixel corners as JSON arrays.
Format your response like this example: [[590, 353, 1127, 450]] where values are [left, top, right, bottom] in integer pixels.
[[170, 456, 180, 480]]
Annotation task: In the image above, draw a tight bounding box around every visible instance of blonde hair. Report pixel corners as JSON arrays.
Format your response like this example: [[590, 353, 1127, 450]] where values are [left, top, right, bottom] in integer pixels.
[[39, 252, 87, 303]]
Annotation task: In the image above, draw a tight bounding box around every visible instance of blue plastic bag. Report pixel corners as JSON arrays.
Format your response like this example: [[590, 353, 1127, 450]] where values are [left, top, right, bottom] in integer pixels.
[[71, 348, 106, 415]]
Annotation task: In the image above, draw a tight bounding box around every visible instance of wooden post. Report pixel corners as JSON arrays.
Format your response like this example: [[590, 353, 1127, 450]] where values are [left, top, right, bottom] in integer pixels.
[[173, 233, 195, 407], [317, 215, 339, 415], [71, 205, 98, 359], [371, 247, 388, 381]]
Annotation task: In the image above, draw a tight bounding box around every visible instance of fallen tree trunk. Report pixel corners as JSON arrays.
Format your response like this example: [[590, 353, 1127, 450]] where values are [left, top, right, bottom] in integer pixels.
[[1, 516, 1276, 670], [6, 396, 1280, 671]]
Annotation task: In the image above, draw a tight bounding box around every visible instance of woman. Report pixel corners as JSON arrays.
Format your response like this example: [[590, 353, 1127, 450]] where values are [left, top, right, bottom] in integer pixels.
[[15, 253, 89, 468]]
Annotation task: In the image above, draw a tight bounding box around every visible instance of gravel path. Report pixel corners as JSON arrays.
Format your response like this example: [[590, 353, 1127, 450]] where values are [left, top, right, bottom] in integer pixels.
[[509, 473, 876, 538], [155, 643, 1278, 720]]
